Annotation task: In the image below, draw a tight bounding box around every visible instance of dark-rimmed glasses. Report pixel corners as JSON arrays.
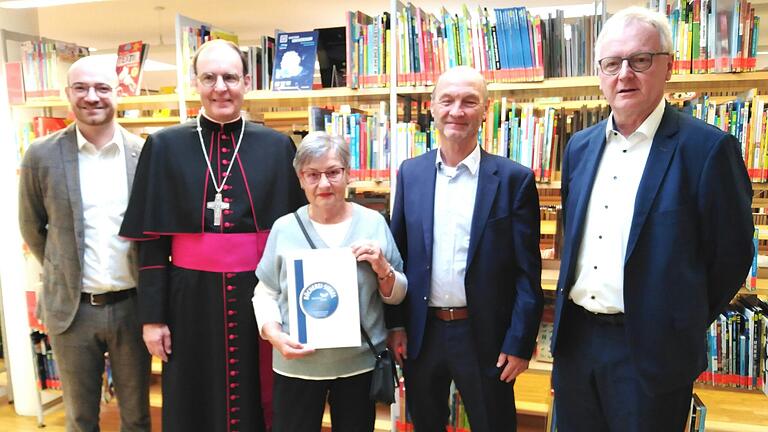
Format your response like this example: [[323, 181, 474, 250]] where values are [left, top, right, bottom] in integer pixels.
[[301, 167, 345, 184], [197, 72, 243, 88], [69, 83, 114, 97], [597, 52, 671, 75]]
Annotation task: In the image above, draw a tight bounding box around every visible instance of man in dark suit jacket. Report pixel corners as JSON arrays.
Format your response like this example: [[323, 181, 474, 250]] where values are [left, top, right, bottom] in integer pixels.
[[551, 7, 754, 431], [387, 66, 543, 432], [19, 56, 150, 431]]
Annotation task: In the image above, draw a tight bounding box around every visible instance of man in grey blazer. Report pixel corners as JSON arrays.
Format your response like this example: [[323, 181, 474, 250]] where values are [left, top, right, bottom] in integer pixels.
[[18, 56, 150, 431]]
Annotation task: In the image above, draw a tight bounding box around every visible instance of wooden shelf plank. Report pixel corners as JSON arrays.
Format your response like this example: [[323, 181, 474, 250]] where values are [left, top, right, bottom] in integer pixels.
[[118, 117, 181, 126]]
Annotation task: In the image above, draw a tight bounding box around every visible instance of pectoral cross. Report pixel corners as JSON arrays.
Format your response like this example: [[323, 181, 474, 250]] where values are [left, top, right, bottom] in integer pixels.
[[206, 193, 230, 226]]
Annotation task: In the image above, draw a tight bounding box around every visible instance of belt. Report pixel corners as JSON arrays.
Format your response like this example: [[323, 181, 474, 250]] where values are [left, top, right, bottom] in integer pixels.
[[428, 307, 469, 321], [81, 288, 136, 306], [574, 302, 625, 325]]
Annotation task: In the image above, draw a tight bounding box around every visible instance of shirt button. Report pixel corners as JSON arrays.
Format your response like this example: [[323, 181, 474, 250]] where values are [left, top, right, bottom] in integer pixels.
[[224, 198, 232, 203], [604, 205, 608, 209], [598, 235, 603, 239], [224, 222, 233, 228], [222, 147, 230, 153], [613, 176, 617, 180], [222, 159, 230, 165], [591, 295, 596, 299], [423, 296, 428, 301], [593, 266, 597, 270], [622, 149, 627, 153]]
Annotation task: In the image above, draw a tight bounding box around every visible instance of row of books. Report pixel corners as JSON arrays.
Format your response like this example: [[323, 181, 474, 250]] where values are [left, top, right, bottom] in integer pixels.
[[31, 331, 60, 391], [696, 295, 767, 394], [659, 0, 760, 74], [308, 103, 390, 181], [394, 4, 547, 86], [346, 11, 390, 88], [15, 116, 69, 162], [392, 100, 610, 183], [685, 93, 768, 182], [17, 40, 88, 99]]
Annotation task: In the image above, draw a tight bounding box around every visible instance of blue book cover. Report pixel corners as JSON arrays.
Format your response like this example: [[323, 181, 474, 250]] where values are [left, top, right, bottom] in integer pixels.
[[272, 30, 318, 91]]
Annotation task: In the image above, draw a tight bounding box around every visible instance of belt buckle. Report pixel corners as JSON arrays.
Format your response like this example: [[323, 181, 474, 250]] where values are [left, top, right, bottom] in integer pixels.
[[89, 293, 102, 306], [447, 308, 456, 321]]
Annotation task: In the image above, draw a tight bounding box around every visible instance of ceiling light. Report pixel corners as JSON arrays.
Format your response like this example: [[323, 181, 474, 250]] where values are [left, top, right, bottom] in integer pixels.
[[0, 0, 109, 9]]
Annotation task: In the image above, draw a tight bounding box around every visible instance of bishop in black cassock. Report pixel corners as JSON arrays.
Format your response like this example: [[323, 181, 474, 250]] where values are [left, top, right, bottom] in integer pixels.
[[120, 113, 305, 432]]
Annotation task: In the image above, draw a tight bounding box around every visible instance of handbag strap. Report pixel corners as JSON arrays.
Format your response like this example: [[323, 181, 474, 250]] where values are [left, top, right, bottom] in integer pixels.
[[293, 212, 378, 358], [293, 211, 317, 249]]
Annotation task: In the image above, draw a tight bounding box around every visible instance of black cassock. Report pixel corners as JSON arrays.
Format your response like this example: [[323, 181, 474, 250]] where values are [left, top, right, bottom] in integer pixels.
[[120, 115, 305, 432]]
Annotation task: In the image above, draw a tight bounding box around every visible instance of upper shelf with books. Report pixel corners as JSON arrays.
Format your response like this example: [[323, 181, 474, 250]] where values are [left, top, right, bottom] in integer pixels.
[[396, 71, 768, 99], [12, 93, 180, 109]]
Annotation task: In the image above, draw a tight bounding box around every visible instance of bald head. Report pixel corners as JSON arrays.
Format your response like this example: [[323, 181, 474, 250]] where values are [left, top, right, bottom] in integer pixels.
[[67, 55, 118, 88], [192, 39, 248, 76], [432, 66, 488, 105]]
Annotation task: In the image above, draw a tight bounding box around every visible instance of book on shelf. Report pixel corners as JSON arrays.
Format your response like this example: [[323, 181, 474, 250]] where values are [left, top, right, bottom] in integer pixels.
[[115, 40, 150, 96], [272, 30, 319, 91], [315, 26, 347, 88], [6, 61, 25, 104], [261, 35, 276, 90], [534, 302, 555, 363], [684, 393, 707, 432]]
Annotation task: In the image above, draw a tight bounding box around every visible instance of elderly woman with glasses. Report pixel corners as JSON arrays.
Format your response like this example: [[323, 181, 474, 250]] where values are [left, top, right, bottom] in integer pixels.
[[253, 132, 406, 431]]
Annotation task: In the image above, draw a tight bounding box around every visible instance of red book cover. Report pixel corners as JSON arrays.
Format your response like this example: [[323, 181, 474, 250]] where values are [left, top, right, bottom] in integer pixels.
[[116, 41, 149, 96], [33, 116, 67, 138], [6, 61, 25, 104]]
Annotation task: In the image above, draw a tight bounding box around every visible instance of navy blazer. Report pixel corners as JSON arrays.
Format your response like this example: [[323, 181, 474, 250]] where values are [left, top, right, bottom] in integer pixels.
[[552, 104, 754, 393], [387, 149, 544, 367]]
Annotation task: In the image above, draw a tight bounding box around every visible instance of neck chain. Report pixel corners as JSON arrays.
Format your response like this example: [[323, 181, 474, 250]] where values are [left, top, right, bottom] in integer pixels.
[[196, 110, 246, 226]]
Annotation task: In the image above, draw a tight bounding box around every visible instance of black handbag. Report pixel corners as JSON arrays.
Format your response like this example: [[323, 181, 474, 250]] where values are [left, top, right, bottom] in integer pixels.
[[361, 326, 399, 404], [293, 212, 399, 404]]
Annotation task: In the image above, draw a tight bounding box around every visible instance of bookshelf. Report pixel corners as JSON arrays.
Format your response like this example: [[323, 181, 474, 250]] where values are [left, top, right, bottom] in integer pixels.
[[4, 2, 768, 431]]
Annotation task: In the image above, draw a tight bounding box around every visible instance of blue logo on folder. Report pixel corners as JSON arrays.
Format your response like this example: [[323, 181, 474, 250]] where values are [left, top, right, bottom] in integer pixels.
[[300, 282, 339, 319]]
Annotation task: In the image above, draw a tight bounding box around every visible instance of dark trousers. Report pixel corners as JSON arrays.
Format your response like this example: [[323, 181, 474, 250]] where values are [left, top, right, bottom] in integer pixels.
[[552, 302, 693, 432], [404, 317, 517, 432], [272, 371, 375, 432], [49, 295, 151, 432]]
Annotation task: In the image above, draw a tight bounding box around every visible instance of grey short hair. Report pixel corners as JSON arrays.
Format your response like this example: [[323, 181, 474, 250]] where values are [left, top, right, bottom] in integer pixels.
[[431, 65, 488, 105], [595, 7, 673, 60], [293, 132, 351, 172]]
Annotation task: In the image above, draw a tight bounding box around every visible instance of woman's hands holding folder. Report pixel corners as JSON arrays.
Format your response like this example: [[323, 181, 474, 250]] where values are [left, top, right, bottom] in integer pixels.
[[261, 321, 315, 359]]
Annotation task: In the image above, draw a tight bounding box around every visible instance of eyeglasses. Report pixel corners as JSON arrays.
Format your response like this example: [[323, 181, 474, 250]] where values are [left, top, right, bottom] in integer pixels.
[[69, 83, 114, 97], [597, 52, 670, 75], [301, 167, 345, 184], [197, 72, 243, 88]]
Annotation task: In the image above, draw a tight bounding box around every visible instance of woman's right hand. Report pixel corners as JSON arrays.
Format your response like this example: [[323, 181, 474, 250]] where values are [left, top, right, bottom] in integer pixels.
[[262, 322, 315, 359]]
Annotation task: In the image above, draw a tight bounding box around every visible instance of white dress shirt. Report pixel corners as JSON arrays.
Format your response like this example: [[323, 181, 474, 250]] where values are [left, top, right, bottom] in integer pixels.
[[429, 145, 481, 307], [77, 126, 135, 293], [570, 99, 666, 313]]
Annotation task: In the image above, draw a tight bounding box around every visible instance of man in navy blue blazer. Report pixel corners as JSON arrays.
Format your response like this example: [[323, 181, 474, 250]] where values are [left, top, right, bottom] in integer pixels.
[[387, 66, 543, 431], [551, 7, 754, 431]]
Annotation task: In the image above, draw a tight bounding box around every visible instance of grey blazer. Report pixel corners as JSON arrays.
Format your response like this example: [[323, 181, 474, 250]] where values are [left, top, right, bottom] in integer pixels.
[[18, 123, 143, 335]]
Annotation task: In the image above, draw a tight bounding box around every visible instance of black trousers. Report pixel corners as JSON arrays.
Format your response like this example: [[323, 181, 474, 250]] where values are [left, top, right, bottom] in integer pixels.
[[404, 317, 517, 432], [553, 302, 693, 432], [272, 370, 375, 432]]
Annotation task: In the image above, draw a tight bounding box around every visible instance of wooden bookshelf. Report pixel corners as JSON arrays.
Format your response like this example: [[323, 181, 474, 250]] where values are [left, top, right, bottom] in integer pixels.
[[117, 117, 181, 126]]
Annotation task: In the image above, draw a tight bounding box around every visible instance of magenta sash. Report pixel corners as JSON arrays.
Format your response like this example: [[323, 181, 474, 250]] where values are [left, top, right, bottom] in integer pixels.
[[171, 232, 269, 273]]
